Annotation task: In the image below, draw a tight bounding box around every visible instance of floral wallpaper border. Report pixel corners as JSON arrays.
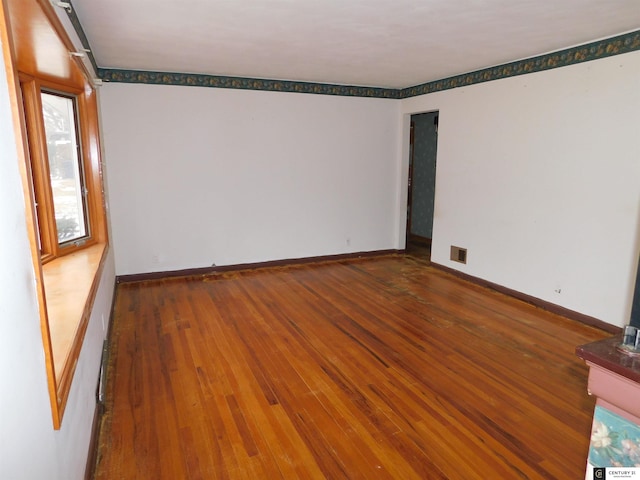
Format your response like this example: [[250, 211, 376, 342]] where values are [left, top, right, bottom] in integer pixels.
[[401, 30, 640, 98], [589, 405, 640, 468], [96, 69, 401, 98], [61, 0, 640, 100], [98, 30, 640, 98]]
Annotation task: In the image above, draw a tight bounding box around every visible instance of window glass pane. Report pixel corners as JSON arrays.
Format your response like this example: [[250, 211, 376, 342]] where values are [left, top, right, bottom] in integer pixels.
[[40, 92, 88, 244]]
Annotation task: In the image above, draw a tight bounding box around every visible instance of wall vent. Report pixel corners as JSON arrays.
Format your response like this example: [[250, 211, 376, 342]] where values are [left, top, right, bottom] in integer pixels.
[[450, 246, 467, 264]]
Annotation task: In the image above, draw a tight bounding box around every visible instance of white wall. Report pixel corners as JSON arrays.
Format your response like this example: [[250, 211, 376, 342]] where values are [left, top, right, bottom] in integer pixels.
[[100, 84, 401, 275], [0, 28, 115, 480], [401, 52, 640, 327], [102, 54, 640, 327]]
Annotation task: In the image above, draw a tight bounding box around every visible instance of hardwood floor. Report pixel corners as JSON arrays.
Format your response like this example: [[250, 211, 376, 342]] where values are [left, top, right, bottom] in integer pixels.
[[94, 253, 607, 479]]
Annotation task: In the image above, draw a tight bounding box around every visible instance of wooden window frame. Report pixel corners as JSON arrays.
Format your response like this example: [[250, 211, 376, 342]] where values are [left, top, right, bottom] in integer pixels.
[[20, 76, 100, 263], [3, 0, 109, 429]]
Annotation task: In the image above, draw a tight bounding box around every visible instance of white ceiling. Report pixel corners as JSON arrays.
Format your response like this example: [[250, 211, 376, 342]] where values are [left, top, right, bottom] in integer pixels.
[[72, 0, 640, 89]]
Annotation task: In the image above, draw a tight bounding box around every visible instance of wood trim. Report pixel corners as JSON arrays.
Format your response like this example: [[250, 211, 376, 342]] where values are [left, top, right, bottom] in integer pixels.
[[53, 243, 109, 420], [406, 121, 415, 238], [116, 250, 403, 283], [432, 261, 620, 334], [9, 0, 84, 88], [0, 0, 60, 427], [29, 78, 102, 257], [82, 87, 108, 243], [18, 76, 55, 257], [34, 0, 96, 84], [6, 0, 110, 429]]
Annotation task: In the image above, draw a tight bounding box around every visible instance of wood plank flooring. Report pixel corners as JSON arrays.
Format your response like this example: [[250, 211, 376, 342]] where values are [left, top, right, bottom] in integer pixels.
[[94, 253, 607, 479]]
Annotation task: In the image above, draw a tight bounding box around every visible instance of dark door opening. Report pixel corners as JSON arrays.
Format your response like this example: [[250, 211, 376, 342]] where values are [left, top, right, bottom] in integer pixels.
[[407, 111, 439, 258]]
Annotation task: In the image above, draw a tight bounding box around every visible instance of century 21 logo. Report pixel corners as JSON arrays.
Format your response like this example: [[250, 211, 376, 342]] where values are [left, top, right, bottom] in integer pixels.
[[593, 467, 606, 479]]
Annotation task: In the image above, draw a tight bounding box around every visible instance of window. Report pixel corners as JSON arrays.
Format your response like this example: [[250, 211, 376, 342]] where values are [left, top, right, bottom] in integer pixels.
[[20, 79, 100, 263], [18, 75, 108, 428], [6, 0, 109, 429], [41, 91, 89, 245]]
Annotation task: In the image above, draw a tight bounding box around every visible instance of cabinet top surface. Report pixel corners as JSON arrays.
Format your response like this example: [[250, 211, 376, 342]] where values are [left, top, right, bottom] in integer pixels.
[[576, 335, 640, 384]]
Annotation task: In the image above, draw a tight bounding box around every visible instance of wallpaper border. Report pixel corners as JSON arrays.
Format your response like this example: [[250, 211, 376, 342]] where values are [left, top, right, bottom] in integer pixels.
[[400, 30, 640, 98], [96, 69, 400, 98], [61, 2, 640, 101]]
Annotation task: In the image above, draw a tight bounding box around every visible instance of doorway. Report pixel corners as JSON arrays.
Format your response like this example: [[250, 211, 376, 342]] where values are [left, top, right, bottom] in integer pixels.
[[407, 111, 439, 258]]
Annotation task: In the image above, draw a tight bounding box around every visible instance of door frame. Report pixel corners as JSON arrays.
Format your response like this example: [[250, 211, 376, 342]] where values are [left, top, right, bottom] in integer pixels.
[[406, 111, 439, 249]]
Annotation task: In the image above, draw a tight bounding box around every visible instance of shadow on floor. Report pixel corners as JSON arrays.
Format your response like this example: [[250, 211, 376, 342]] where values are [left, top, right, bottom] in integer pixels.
[[405, 240, 431, 262]]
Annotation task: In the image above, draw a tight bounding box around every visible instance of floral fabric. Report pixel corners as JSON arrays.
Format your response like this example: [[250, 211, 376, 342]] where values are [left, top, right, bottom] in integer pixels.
[[588, 406, 640, 468]]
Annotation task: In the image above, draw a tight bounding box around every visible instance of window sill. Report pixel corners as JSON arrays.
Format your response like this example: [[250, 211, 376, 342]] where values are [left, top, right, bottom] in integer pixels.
[[42, 242, 108, 386]]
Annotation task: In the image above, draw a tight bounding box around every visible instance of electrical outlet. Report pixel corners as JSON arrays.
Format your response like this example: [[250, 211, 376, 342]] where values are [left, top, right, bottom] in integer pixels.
[[450, 246, 467, 264]]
